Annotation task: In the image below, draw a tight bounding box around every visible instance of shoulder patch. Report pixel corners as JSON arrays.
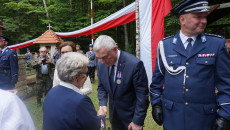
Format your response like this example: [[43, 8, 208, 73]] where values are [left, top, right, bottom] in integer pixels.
[[205, 33, 223, 38], [162, 35, 174, 41]]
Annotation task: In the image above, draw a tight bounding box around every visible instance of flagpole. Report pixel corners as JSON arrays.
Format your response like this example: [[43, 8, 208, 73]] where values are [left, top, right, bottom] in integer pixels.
[[135, 0, 140, 59], [91, 0, 94, 45]]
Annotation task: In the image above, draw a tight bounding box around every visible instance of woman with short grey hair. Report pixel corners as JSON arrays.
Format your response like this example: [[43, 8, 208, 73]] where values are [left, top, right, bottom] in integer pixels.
[[52, 41, 92, 95], [57, 52, 88, 84], [43, 52, 106, 130]]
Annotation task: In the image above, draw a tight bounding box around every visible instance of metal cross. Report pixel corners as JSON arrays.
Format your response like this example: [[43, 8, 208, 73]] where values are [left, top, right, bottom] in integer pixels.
[[47, 24, 52, 30]]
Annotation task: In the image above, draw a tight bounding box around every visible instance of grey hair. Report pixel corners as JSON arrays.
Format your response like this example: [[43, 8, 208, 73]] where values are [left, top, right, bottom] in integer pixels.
[[56, 52, 89, 83], [39, 47, 47, 52], [93, 35, 116, 51]]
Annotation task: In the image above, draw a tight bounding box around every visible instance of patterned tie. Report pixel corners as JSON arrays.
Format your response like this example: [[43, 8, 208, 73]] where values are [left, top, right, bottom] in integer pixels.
[[186, 38, 193, 55], [109, 65, 115, 91]]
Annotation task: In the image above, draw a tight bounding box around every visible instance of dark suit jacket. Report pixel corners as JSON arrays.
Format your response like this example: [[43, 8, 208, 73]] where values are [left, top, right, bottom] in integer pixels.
[[43, 85, 105, 130], [97, 50, 149, 127]]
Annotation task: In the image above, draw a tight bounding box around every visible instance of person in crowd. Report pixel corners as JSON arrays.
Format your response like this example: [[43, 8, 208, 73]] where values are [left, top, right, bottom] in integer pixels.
[[76, 44, 84, 54], [25, 48, 33, 63], [86, 44, 97, 83], [53, 41, 92, 95], [94, 35, 149, 130], [0, 35, 18, 90], [43, 52, 106, 130], [32, 47, 54, 107], [0, 89, 35, 130], [52, 47, 60, 63], [150, 0, 230, 130], [0, 20, 6, 35], [34, 52, 39, 59]]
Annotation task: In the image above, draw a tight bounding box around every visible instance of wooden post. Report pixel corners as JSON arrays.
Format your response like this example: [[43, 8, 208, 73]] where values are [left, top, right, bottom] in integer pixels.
[[135, 0, 140, 59]]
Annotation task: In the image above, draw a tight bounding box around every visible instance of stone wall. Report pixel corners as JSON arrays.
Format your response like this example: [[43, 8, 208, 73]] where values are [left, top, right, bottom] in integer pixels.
[[16, 55, 36, 99]]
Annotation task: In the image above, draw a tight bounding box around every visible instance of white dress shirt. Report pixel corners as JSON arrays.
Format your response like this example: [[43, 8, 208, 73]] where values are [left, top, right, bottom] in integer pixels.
[[179, 30, 197, 49], [0, 90, 35, 130], [109, 49, 121, 81]]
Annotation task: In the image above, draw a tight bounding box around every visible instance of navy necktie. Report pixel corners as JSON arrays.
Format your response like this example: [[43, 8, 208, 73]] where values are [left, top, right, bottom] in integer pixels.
[[0, 50, 2, 54], [109, 65, 115, 91], [186, 38, 193, 55]]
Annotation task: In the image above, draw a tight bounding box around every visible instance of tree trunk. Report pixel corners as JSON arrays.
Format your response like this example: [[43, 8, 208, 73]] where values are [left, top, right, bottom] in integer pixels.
[[123, 0, 129, 51], [42, 0, 49, 19]]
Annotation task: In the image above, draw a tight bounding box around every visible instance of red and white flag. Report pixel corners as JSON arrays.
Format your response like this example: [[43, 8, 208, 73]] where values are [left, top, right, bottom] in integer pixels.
[[139, 0, 172, 85]]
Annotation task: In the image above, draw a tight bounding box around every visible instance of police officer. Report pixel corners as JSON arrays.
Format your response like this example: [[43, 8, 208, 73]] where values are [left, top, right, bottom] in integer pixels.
[[25, 48, 33, 63], [86, 44, 97, 83], [52, 47, 60, 63], [32, 47, 54, 107], [150, 0, 230, 130], [0, 35, 18, 90]]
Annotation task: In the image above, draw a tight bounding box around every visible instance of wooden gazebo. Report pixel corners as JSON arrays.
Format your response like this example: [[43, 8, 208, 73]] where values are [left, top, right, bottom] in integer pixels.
[[34, 29, 63, 56]]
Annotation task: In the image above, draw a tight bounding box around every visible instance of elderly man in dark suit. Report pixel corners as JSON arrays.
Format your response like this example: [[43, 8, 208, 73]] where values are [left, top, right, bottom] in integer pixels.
[[94, 35, 149, 130]]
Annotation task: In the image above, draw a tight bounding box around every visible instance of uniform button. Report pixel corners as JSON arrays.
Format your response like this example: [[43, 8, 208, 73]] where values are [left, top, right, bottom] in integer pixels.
[[205, 61, 208, 64], [185, 102, 189, 106], [185, 89, 189, 92], [170, 61, 173, 64], [186, 62, 189, 65], [186, 75, 189, 78], [211, 109, 214, 112]]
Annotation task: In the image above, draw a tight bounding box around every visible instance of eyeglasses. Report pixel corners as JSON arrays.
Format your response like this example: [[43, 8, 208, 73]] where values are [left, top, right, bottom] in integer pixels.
[[40, 51, 47, 53], [61, 51, 71, 55]]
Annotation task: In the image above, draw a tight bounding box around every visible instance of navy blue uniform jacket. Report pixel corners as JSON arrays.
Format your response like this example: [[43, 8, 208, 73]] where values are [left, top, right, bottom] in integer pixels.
[[43, 85, 105, 130], [97, 50, 149, 127], [0, 47, 18, 90], [150, 32, 230, 130]]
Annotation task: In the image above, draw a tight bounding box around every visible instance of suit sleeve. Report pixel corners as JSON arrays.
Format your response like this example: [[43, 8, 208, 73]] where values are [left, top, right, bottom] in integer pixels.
[[10, 51, 18, 85], [77, 96, 105, 130], [215, 39, 230, 121], [97, 65, 108, 106], [150, 45, 165, 106], [132, 61, 149, 126]]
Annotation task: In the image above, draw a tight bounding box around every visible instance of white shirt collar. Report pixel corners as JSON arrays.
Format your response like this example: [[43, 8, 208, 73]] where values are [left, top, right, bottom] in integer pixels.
[[1, 47, 8, 53], [180, 30, 197, 49], [59, 81, 84, 95]]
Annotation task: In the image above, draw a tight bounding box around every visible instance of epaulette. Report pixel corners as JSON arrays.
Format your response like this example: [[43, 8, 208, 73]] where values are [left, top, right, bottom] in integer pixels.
[[162, 35, 174, 41], [205, 33, 223, 38]]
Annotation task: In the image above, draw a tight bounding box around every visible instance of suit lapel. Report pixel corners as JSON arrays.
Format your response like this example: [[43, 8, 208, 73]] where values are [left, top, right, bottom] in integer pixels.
[[113, 51, 125, 95], [173, 33, 187, 57], [187, 34, 206, 59]]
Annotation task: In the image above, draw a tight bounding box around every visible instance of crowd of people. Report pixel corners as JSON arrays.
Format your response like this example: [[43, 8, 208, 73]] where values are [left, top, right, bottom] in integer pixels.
[[0, 0, 230, 130]]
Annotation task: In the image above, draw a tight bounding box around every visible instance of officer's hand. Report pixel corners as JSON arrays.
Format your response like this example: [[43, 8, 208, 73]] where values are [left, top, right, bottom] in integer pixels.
[[213, 116, 230, 130], [152, 103, 163, 126]]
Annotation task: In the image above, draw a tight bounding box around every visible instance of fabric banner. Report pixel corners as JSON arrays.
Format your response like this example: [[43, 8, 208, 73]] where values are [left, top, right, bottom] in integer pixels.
[[139, 0, 172, 85], [8, 2, 135, 49]]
